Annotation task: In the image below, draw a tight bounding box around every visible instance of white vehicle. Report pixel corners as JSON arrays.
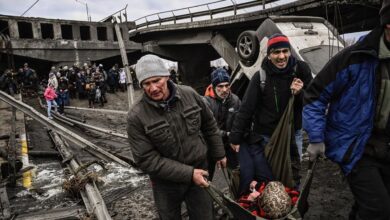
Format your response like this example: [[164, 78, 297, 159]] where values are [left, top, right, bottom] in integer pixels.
[[231, 16, 345, 96]]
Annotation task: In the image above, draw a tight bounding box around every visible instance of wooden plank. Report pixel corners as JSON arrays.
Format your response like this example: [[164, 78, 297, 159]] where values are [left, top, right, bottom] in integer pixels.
[[15, 206, 84, 220], [114, 22, 135, 109], [0, 187, 10, 219], [50, 132, 112, 220]]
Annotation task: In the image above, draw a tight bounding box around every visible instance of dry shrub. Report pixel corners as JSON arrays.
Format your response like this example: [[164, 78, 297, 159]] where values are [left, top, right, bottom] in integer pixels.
[[63, 172, 100, 198]]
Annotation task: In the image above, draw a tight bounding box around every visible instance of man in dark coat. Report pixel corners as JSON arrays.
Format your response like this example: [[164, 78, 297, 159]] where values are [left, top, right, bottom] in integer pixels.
[[127, 54, 226, 220], [230, 34, 313, 194], [107, 64, 119, 93], [22, 63, 37, 91], [57, 76, 69, 114], [304, 1, 390, 219], [204, 67, 241, 179]]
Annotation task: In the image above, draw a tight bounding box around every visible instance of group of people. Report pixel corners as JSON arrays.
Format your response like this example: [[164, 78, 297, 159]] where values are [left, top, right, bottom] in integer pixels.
[[44, 63, 129, 106], [0, 63, 38, 95], [43, 62, 132, 118], [127, 34, 310, 219], [127, 1, 390, 219]]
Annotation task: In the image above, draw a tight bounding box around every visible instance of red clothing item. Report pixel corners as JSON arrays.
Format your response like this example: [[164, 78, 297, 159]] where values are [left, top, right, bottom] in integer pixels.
[[285, 187, 300, 205], [44, 86, 57, 101], [204, 84, 216, 98], [237, 182, 299, 218]]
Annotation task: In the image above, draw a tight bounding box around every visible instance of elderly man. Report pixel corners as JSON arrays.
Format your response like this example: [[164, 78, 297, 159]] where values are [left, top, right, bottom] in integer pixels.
[[230, 33, 312, 194], [303, 1, 390, 219], [127, 54, 226, 220]]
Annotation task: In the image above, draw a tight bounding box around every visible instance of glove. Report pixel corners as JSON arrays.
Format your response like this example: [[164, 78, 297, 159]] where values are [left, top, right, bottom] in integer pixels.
[[219, 130, 228, 138], [305, 142, 325, 161]]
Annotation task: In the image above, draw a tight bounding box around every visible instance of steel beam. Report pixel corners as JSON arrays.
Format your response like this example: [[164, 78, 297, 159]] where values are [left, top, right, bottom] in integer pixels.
[[54, 113, 128, 139], [50, 131, 112, 220], [64, 106, 127, 115]]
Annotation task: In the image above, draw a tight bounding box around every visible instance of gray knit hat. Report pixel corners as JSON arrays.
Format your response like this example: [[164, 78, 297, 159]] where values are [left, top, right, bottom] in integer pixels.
[[380, 0, 390, 26], [136, 54, 170, 84]]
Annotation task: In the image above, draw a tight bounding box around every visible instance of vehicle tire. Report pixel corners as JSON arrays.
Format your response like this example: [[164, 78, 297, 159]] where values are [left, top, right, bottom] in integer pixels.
[[237, 30, 259, 64]]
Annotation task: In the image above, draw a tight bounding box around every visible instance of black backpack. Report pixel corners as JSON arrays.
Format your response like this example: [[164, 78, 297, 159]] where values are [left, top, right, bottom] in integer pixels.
[[259, 64, 298, 92]]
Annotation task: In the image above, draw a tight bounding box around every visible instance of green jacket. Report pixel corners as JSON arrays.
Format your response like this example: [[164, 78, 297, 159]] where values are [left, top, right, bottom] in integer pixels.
[[127, 84, 225, 183]]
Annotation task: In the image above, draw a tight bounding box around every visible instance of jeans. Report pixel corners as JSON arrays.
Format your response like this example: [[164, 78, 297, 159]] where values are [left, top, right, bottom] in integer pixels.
[[239, 134, 301, 194], [152, 180, 214, 220], [347, 155, 390, 220], [57, 91, 67, 114], [64, 91, 70, 105], [46, 100, 57, 118], [295, 129, 303, 160], [238, 137, 274, 194]]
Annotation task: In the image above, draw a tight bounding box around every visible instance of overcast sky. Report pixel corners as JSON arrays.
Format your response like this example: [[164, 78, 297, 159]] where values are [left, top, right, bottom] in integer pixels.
[[0, 0, 242, 22]]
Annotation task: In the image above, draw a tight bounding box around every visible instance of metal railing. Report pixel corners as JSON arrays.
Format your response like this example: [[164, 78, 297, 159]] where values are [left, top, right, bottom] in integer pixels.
[[132, 0, 278, 30], [100, 4, 128, 23]]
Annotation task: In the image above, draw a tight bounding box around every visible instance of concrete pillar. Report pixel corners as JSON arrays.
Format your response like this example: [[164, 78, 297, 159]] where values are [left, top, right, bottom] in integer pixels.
[[32, 21, 42, 39], [107, 25, 114, 41], [73, 24, 80, 40], [53, 23, 62, 39], [178, 59, 211, 94], [210, 33, 240, 72], [8, 20, 19, 39], [90, 25, 97, 41], [120, 24, 129, 41]]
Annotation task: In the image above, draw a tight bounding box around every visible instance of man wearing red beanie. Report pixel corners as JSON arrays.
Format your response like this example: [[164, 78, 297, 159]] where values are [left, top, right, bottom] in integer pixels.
[[304, 0, 390, 219], [229, 33, 313, 194]]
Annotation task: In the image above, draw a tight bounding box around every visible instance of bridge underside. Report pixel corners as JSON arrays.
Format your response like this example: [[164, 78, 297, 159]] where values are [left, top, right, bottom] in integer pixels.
[[289, 2, 380, 34], [0, 50, 142, 80], [0, 38, 142, 78], [142, 43, 220, 91], [130, 1, 380, 42]]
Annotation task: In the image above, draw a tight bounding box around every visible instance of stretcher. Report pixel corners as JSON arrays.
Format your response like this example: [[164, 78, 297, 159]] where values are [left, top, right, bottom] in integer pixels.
[[206, 159, 317, 220]]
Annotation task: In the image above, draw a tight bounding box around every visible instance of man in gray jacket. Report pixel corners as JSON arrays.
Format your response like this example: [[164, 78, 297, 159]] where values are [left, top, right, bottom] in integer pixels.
[[127, 54, 226, 220]]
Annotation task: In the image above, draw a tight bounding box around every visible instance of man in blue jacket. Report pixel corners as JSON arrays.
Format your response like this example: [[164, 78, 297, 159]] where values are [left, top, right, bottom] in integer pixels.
[[303, 1, 390, 219]]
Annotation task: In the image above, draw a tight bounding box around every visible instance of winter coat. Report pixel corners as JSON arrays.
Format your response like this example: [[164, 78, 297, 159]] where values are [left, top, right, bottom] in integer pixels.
[[230, 58, 312, 145], [127, 82, 225, 183], [88, 86, 96, 100], [107, 69, 117, 86], [76, 74, 86, 93], [204, 86, 241, 141], [48, 76, 58, 90], [303, 26, 385, 174], [44, 86, 57, 101], [58, 78, 68, 91], [92, 72, 104, 82], [119, 71, 126, 84]]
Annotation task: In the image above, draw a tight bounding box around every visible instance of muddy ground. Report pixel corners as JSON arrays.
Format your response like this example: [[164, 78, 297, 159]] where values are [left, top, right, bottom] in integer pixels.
[[16, 88, 354, 219]]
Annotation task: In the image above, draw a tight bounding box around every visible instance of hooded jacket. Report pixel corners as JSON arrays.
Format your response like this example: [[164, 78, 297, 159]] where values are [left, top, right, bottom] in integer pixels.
[[44, 86, 57, 101], [303, 26, 384, 174], [48, 75, 58, 90], [204, 84, 241, 141]]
